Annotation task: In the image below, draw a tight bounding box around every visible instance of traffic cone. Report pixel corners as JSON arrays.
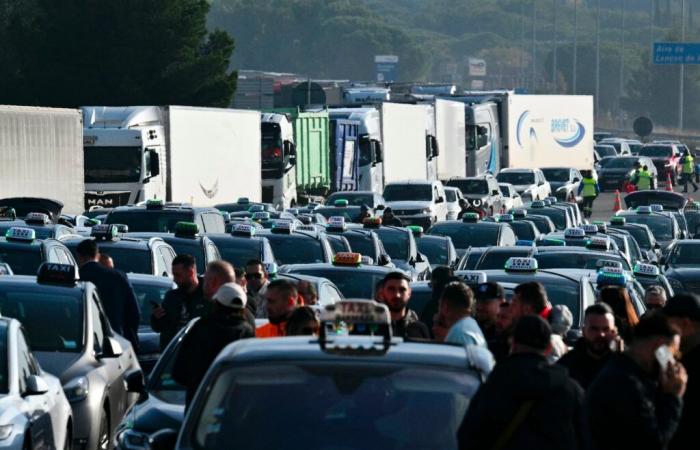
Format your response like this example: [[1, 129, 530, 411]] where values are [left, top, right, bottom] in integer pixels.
[[666, 172, 674, 192], [613, 190, 622, 212]]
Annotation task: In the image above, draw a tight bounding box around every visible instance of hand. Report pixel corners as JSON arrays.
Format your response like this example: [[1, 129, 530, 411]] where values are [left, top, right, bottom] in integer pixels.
[[660, 361, 688, 398], [152, 305, 166, 320]]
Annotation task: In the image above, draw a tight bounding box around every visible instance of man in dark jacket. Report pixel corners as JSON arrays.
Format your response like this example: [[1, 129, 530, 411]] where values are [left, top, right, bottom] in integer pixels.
[[558, 303, 622, 389], [379, 271, 430, 339], [76, 239, 140, 351], [586, 313, 687, 450], [151, 254, 205, 350], [458, 315, 584, 450], [664, 294, 700, 450], [172, 282, 254, 407], [381, 207, 403, 227]]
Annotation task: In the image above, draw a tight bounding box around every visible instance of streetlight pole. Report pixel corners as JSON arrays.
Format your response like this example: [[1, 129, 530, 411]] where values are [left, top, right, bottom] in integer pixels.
[[553, 0, 558, 92], [532, 0, 537, 91], [573, 0, 578, 94], [596, 0, 600, 119], [619, 0, 625, 128], [679, 0, 686, 131]]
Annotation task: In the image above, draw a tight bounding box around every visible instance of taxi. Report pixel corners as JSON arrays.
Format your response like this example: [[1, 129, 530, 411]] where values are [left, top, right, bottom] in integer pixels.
[[608, 216, 661, 262], [532, 246, 632, 271], [536, 227, 620, 252], [427, 213, 517, 255], [206, 223, 276, 269], [493, 213, 541, 241], [515, 211, 557, 234], [105, 200, 226, 234], [0, 227, 77, 275], [279, 252, 409, 298], [125, 222, 222, 275], [615, 205, 681, 250], [0, 263, 141, 450], [409, 225, 459, 268], [457, 246, 535, 270], [592, 266, 647, 317], [661, 240, 700, 295], [631, 263, 674, 298], [365, 218, 430, 280], [258, 220, 334, 265], [314, 199, 365, 223], [151, 300, 491, 450], [324, 217, 392, 266], [62, 225, 177, 277], [523, 200, 574, 230], [0, 210, 76, 240]]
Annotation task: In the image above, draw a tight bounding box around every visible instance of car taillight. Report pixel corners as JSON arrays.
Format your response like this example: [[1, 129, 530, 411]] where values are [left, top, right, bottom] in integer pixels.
[[262, 147, 282, 159]]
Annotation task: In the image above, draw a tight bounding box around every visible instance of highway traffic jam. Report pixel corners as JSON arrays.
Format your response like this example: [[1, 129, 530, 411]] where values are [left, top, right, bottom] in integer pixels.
[[1, 94, 699, 450]]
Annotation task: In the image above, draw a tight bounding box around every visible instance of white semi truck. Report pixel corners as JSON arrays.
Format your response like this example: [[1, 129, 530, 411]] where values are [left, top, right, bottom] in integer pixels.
[[81, 106, 261, 209], [0, 105, 84, 214], [434, 98, 467, 180]]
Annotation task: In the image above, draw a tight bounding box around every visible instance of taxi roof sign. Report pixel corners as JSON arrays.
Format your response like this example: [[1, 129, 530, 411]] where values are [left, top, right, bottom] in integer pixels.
[[596, 259, 624, 270], [592, 221, 608, 233], [457, 271, 488, 284], [37, 263, 79, 285], [546, 196, 558, 204], [237, 197, 250, 204], [543, 198, 553, 206], [296, 225, 318, 234], [636, 205, 652, 214], [174, 222, 199, 238], [252, 211, 271, 221], [327, 216, 347, 231], [5, 227, 36, 242], [597, 266, 628, 287], [610, 216, 626, 225], [515, 239, 535, 246], [232, 223, 256, 237], [248, 204, 266, 213], [25, 212, 51, 225], [536, 238, 566, 247], [505, 257, 538, 272], [512, 209, 528, 218], [333, 252, 362, 266], [530, 201, 546, 208], [462, 212, 480, 222], [564, 227, 586, 238], [146, 199, 164, 210], [634, 263, 661, 277], [271, 220, 295, 233], [407, 225, 424, 236], [497, 214, 514, 223], [650, 204, 664, 212], [582, 224, 598, 235], [587, 237, 611, 251], [91, 224, 118, 240], [319, 300, 392, 353], [334, 199, 349, 207]]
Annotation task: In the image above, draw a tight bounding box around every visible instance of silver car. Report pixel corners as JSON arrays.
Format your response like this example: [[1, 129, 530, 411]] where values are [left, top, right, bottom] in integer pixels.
[[0, 263, 141, 450], [0, 317, 72, 450]]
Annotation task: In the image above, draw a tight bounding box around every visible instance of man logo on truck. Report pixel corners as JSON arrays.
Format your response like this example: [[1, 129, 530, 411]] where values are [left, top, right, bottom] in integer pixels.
[[199, 180, 219, 199]]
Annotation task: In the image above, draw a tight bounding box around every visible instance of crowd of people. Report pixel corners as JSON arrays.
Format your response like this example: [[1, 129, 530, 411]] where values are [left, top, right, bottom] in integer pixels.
[[77, 238, 698, 450]]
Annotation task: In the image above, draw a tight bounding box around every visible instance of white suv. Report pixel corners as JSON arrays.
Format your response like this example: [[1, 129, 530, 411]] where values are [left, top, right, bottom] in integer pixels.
[[382, 179, 448, 227], [496, 168, 551, 202]]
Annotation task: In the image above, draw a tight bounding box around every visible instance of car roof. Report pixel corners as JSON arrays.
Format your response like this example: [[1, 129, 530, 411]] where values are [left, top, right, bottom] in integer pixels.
[[385, 179, 435, 185], [281, 263, 396, 275], [0, 275, 89, 292], [126, 273, 177, 286], [481, 268, 584, 284], [61, 235, 154, 249]]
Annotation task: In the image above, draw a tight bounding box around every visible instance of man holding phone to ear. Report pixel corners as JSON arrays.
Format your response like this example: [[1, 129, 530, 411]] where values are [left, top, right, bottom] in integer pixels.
[[586, 314, 687, 450]]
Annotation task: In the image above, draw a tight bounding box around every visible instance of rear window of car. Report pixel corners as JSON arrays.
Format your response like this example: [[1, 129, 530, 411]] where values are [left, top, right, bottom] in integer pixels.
[[266, 235, 326, 265], [428, 223, 501, 248]]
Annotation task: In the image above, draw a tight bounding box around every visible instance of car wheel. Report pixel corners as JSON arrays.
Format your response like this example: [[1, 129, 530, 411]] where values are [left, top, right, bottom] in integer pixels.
[[64, 426, 72, 450], [97, 408, 110, 450]]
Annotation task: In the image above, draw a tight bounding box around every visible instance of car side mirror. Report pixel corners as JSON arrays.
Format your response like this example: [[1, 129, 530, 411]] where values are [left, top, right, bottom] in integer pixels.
[[25, 375, 49, 396], [436, 197, 444, 204], [416, 253, 426, 263], [655, 243, 661, 250], [491, 190, 499, 196], [538, 181, 545, 186], [573, 177, 580, 183], [125, 369, 146, 394], [101, 337, 123, 358], [378, 254, 392, 266], [149, 429, 179, 450]]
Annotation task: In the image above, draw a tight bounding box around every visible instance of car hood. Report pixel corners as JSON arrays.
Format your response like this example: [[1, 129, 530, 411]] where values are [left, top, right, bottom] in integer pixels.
[[665, 267, 700, 279], [35, 351, 82, 380], [130, 394, 185, 433], [510, 184, 537, 193], [384, 200, 432, 210]]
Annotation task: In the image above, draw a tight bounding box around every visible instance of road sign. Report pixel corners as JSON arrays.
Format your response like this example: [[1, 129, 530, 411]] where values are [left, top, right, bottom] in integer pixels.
[[633, 117, 653, 137], [375, 55, 398, 82], [653, 42, 700, 64]]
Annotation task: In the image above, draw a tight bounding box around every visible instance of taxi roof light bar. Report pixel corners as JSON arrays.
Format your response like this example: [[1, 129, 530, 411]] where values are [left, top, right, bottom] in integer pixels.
[[512, 209, 528, 218], [610, 216, 626, 225], [231, 223, 256, 237], [406, 225, 424, 236], [462, 212, 480, 223], [587, 237, 611, 251], [146, 199, 164, 210], [333, 252, 363, 266], [252, 211, 271, 222], [334, 199, 349, 207], [597, 266, 629, 287], [582, 224, 599, 235], [363, 217, 382, 229], [596, 259, 624, 270], [248, 204, 266, 213], [650, 204, 664, 212], [497, 214, 514, 223], [530, 200, 546, 208], [564, 227, 586, 239], [91, 224, 118, 241], [327, 216, 347, 231], [504, 257, 538, 272], [37, 263, 79, 285], [456, 271, 488, 284], [634, 263, 661, 277], [271, 220, 295, 234], [237, 197, 250, 204], [318, 300, 392, 355], [174, 222, 199, 238], [636, 205, 653, 214], [25, 212, 51, 225], [5, 227, 36, 242]]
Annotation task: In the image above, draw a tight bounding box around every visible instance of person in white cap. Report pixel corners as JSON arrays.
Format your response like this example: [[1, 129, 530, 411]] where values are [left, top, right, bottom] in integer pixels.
[[172, 282, 254, 407]]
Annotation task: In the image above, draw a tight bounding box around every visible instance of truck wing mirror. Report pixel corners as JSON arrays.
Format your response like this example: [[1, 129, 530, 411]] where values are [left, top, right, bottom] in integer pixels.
[[148, 150, 160, 177], [373, 141, 383, 164]]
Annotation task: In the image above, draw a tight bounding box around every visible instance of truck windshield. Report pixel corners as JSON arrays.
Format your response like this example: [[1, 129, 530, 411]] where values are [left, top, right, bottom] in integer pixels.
[[640, 146, 673, 158], [261, 123, 283, 161], [383, 185, 432, 202], [84, 147, 142, 183]]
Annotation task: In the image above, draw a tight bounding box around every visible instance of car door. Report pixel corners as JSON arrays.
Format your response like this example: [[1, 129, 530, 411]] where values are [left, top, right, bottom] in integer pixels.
[[16, 329, 53, 449]]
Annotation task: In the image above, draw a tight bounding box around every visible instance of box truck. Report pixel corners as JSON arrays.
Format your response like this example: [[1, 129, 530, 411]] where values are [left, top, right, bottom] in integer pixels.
[[81, 106, 261, 209], [0, 105, 84, 214], [381, 102, 428, 185], [435, 99, 467, 180]]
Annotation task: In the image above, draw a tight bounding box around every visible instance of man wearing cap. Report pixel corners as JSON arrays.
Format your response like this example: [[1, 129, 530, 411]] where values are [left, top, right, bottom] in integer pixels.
[[172, 282, 254, 406], [644, 285, 667, 313], [664, 293, 700, 450], [458, 315, 584, 450], [380, 272, 430, 339], [475, 282, 505, 356], [381, 207, 403, 227]]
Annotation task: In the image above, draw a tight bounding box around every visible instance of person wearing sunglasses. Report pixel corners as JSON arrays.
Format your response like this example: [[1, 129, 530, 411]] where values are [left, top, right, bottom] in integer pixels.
[[645, 285, 668, 312], [245, 259, 270, 318]]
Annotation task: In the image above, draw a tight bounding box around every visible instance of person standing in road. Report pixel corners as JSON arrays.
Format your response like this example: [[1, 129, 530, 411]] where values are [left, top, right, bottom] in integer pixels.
[[456, 199, 470, 220], [458, 315, 584, 450], [577, 170, 599, 219], [558, 303, 622, 390], [204, 260, 256, 330], [151, 255, 205, 351], [599, 285, 639, 344], [256, 279, 298, 338], [437, 281, 486, 347], [245, 259, 269, 318], [664, 294, 700, 450], [644, 285, 668, 313], [634, 165, 653, 191], [381, 207, 403, 227], [474, 282, 505, 353], [681, 150, 698, 193], [76, 239, 140, 351], [586, 313, 687, 450], [172, 282, 253, 407], [379, 272, 430, 339]]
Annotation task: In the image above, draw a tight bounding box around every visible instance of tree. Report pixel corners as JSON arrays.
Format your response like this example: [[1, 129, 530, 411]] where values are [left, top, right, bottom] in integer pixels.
[[0, 0, 236, 107]]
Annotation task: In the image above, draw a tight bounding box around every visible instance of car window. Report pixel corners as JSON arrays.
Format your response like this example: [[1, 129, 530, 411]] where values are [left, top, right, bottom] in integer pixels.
[[428, 223, 501, 249], [445, 190, 458, 202], [202, 213, 225, 234], [266, 235, 326, 265], [16, 331, 34, 393], [47, 247, 62, 263], [91, 296, 106, 354], [474, 250, 531, 270], [289, 268, 385, 300], [319, 282, 342, 306], [93, 246, 154, 274], [206, 242, 221, 263], [374, 228, 410, 261], [535, 253, 630, 270], [499, 226, 516, 245], [417, 238, 450, 266], [511, 221, 538, 241], [106, 211, 195, 233], [212, 238, 264, 268]]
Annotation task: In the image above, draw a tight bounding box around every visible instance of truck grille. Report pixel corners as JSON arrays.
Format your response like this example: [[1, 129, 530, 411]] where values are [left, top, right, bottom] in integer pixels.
[[84, 192, 131, 210], [393, 209, 422, 216]]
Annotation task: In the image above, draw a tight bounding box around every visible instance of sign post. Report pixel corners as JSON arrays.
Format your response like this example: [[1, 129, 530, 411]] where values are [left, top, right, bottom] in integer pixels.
[[374, 55, 398, 83]]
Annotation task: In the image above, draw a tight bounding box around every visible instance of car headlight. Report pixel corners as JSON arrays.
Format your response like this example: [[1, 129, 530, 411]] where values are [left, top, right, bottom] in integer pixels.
[[0, 425, 13, 441], [117, 429, 149, 450], [63, 376, 89, 402], [421, 207, 432, 214], [667, 277, 684, 291]]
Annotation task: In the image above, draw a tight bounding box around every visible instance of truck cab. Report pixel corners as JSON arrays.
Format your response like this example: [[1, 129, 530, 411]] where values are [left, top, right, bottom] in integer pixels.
[[260, 112, 296, 209], [82, 107, 165, 209]]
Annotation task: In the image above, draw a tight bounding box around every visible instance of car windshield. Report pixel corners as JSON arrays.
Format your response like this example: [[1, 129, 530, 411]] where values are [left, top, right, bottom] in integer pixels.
[[374, 228, 410, 261], [289, 268, 385, 299], [428, 223, 500, 249], [628, 143, 643, 155], [106, 211, 195, 233], [417, 238, 450, 266], [342, 233, 376, 258], [640, 146, 672, 158], [84, 146, 142, 183], [266, 235, 325, 265], [474, 250, 532, 270], [668, 244, 700, 266], [0, 245, 43, 275], [131, 281, 173, 326], [527, 208, 567, 229], [524, 216, 555, 234], [497, 172, 534, 185], [0, 323, 7, 394], [620, 226, 653, 250], [326, 193, 374, 207], [541, 169, 570, 182], [595, 147, 617, 157], [623, 215, 674, 241], [446, 179, 488, 195], [165, 240, 206, 273], [445, 190, 458, 202], [96, 247, 153, 274], [315, 207, 361, 222], [499, 185, 512, 196], [535, 253, 630, 270], [383, 185, 432, 202], [605, 158, 638, 169], [211, 238, 262, 268], [328, 236, 350, 253], [193, 363, 479, 450], [0, 286, 83, 352], [149, 329, 186, 405], [511, 221, 538, 240]]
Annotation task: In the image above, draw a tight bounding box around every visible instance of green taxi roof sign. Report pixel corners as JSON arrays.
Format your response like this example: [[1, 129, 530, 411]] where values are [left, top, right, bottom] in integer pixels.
[[334, 199, 349, 207], [174, 222, 199, 238]]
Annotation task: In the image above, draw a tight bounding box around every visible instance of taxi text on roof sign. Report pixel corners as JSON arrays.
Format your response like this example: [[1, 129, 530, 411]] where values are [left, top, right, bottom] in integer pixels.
[[327, 216, 347, 230], [271, 220, 295, 233], [146, 199, 164, 209], [91, 224, 118, 240], [497, 214, 514, 223], [333, 252, 362, 266], [249, 204, 265, 213], [582, 224, 598, 235], [634, 263, 661, 277], [596, 259, 623, 270], [232, 223, 256, 236], [252, 211, 271, 221], [505, 257, 538, 272], [6, 227, 36, 242], [650, 204, 664, 212], [564, 227, 586, 238], [321, 300, 390, 327], [457, 271, 488, 284], [37, 262, 79, 285], [597, 267, 628, 287], [25, 212, 51, 224]]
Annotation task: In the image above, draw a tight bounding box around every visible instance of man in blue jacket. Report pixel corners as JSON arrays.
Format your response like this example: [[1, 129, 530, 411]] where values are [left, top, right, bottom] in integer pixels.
[[76, 239, 140, 351]]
